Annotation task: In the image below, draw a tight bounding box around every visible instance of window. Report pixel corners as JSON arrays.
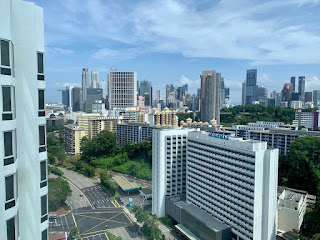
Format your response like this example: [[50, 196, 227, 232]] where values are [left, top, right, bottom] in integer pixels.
[[41, 229, 48, 240], [0, 39, 13, 76], [5, 175, 15, 210], [41, 195, 48, 223], [37, 52, 44, 80], [38, 90, 45, 117], [2, 86, 15, 120], [40, 160, 47, 188], [39, 125, 46, 152], [7, 217, 16, 240], [4, 131, 15, 165]]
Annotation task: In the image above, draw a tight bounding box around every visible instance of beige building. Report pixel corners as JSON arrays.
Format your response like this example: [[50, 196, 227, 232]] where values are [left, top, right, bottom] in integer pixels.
[[89, 116, 122, 139], [63, 125, 86, 155], [78, 113, 103, 137], [149, 107, 178, 126]]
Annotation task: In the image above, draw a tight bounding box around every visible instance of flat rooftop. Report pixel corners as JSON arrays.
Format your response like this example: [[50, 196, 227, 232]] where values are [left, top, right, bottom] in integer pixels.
[[112, 175, 142, 192]]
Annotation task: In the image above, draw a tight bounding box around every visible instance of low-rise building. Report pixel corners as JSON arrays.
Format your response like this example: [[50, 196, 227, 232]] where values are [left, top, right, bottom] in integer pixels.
[[295, 110, 320, 130], [277, 187, 308, 233], [63, 125, 86, 155]]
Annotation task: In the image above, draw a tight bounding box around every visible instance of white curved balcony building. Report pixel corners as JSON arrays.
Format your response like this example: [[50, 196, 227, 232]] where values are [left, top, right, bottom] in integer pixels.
[[0, 0, 48, 239]]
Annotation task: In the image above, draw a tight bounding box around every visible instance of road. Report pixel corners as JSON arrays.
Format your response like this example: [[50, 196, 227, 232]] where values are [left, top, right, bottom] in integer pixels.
[[49, 166, 143, 240]]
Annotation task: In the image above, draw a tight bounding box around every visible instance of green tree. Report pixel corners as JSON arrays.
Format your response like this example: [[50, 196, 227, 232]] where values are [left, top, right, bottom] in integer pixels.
[[100, 170, 118, 196], [48, 178, 71, 211]]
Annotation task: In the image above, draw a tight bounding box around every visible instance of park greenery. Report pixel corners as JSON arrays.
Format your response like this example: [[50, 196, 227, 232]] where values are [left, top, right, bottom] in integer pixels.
[[48, 165, 64, 177], [132, 206, 165, 240], [221, 105, 296, 125], [80, 130, 152, 180], [48, 178, 71, 211], [176, 111, 200, 122], [100, 169, 118, 197], [279, 136, 320, 236]]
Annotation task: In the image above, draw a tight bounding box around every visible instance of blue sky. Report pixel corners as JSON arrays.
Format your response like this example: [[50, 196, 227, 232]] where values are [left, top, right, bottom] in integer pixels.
[[29, 0, 320, 105]]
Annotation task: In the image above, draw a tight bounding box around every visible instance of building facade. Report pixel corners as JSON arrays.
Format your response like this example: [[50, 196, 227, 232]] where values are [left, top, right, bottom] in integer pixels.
[[200, 70, 221, 124], [82, 68, 89, 110], [108, 71, 137, 109], [313, 90, 320, 107], [91, 70, 99, 88], [245, 69, 257, 105], [88, 116, 122, 140], [0, 0, 48, 239], [116, 123, 156, 146], [152, 129, 193, 217], [295, 110, 320, 130], [85, 88, 103, 113], [139, 80, 152, 106], [298, 76, 305, 103], [63, 125, 86, 155], [186, 132, 278, 240]]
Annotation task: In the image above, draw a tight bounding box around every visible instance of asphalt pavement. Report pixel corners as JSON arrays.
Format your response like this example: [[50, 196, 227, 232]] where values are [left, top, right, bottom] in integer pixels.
[[82, 233, 108, 240], [82, 185, 117, 208]]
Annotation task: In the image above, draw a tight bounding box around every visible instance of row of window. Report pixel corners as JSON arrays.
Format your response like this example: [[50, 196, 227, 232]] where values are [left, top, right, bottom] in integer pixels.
[[6, 212, 48, 240], [0, 39, 44, 79], [4, 161, 47, 211], [3, 126, 46, 168], [1, 86, 45, 120]]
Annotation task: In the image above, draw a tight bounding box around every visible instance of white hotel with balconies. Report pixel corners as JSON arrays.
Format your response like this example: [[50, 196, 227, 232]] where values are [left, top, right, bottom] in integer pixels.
[[0, 0, 48, 239]]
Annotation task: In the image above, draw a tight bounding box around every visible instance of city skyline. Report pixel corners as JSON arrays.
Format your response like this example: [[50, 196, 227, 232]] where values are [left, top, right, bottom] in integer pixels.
[[26, 0, 320, 105]]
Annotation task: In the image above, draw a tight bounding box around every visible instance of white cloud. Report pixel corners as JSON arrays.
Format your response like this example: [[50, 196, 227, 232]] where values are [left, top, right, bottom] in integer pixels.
[[40, 0, 320, 64], [177, 75, 200, 94], [45, 47, 74, 56], [306, 76, 320, 90]]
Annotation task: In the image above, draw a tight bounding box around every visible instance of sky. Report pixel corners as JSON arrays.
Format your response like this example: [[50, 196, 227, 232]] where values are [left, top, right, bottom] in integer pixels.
[[29, 0, 320, 105]]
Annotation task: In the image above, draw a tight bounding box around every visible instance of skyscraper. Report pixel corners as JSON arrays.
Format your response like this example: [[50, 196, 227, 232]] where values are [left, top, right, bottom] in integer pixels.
[[166, 84, 175, 106], [72, 87, 81, 112], [200, 70, 221, 124], [139, 80, 152, 106], [108, 71, 137, 109], [258, 85, 268, 106], [245, 69, 257, 105], [82, 68, 90, 109], [281, 83, 294, 103], [100, 81, 107, 98], [298, 76, 306, 102], [290, 77, 296, 92], [305, 92, 313, 103], [91, 70, 99, 88], [313, 90, 320, 107], [1, 0, 48, 239], [242, 80, 246, 106]]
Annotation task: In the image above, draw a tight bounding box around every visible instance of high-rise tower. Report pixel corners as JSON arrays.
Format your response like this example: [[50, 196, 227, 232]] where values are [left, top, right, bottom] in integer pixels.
[[0, 0, 48, 239], [200, 70, 221, 124], [108, 71, 137, 109], [82, 68, 89, 109], [245, 69, 257, 105], [298, 76, 306, 102], [91, 70, 99, 88]]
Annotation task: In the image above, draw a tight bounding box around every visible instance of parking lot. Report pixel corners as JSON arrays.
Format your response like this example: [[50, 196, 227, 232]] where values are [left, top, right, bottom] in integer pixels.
[[82, 233, 108, 240], [82, 185, 120, 208]]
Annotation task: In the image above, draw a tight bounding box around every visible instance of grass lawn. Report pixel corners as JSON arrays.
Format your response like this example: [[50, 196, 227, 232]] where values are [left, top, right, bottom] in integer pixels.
[[106, 231, 118, 240]]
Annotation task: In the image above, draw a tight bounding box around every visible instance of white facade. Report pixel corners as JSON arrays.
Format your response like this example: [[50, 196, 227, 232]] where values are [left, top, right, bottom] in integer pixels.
[[186, 132, 278, 240], [0, 0, 48, 240], [108, 71, 137, 109], [152, 128, 193, 217], [291, 101, 303, 109], [100, 81, 107, 98], [277, 188, 307, 233], [295, 110, 320, 130]]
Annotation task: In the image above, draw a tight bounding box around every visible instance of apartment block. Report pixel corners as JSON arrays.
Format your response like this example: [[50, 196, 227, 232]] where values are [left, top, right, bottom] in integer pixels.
[[89, 116, 122, 139], [0, 0, 48, 239], [186, 132, 278, 240], [149, 107, 178, 126], [116, 123, 157, 146], [152, 128, 193, 217], [63, 125, 86, 155]]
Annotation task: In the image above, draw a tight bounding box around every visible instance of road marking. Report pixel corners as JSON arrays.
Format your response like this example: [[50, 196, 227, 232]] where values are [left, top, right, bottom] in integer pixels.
[[123, 212, 133, 225], [83, 212, 123, 234], [72, 213, 78, 228], [64, 215, 69, 229]]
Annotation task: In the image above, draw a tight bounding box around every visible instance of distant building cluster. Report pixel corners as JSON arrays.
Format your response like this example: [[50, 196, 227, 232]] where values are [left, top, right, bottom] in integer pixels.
[[242, 70, 320, 109]]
